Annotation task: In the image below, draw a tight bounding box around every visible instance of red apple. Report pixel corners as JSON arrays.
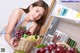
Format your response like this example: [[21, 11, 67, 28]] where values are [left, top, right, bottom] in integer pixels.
[[55, 45, 65, 53], [44, 47, 51, 53], [36, 49, 41, 53], [39, 48, 46, 53], [69, 48, 78, 53], [48, 44, 57, 50], [66, 48, 74, 53]]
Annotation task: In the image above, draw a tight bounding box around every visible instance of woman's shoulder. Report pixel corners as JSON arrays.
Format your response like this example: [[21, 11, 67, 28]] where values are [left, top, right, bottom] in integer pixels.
[[12, 8, 25, 14], [11, 8, 26, 21]]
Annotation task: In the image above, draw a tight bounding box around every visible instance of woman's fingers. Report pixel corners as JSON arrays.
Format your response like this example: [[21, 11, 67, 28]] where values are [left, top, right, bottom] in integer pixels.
[[10, 38, 19, 49], [13, 42, 18, 47]]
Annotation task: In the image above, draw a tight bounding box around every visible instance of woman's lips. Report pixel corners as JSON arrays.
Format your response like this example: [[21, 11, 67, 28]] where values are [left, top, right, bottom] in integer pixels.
[[32, 15, 36, 20]]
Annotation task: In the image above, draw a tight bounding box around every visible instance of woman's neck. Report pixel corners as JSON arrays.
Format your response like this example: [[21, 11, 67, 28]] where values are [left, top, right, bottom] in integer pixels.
[[24, 13, 31, 22]]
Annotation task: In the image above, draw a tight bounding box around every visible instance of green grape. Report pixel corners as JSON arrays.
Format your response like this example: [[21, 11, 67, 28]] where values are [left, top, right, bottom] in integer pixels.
[[23, 34, 28, 38]]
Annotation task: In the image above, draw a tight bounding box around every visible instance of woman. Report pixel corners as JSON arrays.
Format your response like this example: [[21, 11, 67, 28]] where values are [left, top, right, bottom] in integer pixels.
[[0, 0, 49, 49]]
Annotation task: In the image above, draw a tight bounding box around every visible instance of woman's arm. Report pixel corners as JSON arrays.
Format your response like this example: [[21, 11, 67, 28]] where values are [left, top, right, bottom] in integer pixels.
[[5, 9, 22, 45]]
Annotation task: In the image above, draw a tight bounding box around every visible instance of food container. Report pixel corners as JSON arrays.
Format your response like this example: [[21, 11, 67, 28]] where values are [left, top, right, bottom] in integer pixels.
[[16, 38, 36, 53]]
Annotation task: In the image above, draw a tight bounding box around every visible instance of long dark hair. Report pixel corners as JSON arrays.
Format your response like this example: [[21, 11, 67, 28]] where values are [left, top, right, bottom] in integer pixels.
[[22, 0, 49, 35]]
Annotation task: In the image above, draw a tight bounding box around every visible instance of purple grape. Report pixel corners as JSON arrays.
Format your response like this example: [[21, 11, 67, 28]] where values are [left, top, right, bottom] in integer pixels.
[[14, 26, 28, 42], [26, 31, 32, 35]]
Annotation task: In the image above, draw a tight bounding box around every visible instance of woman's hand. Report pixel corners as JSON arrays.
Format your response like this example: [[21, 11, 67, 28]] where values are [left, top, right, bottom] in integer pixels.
[[11, 38, 19, 50]]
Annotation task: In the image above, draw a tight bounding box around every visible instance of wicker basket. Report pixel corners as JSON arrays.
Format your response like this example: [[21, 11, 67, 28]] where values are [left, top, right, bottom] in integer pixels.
[[16, 38, 36, 53]]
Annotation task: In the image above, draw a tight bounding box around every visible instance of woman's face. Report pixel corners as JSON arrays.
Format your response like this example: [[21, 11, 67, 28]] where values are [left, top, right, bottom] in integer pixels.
[[29, 5, 45, 21]]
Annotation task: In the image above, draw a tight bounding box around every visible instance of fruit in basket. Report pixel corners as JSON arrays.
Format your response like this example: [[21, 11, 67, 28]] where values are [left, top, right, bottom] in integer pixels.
[[26, 35, 37, 42], [14, 50, 26, 53], [13, 26, 27, 43], [22, 34, 28, 38]]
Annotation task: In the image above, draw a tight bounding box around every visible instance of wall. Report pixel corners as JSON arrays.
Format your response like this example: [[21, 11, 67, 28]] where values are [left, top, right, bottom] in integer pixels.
[[0, 0, 37, 31], [0, 0, 52, 31]]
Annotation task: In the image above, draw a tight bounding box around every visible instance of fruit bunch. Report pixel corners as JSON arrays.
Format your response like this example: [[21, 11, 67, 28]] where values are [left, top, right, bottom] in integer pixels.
[[13, 26, 38, 53], [17, 35, 38, 53], [36, 43, 78, 53], [13, 26, 31, 47]]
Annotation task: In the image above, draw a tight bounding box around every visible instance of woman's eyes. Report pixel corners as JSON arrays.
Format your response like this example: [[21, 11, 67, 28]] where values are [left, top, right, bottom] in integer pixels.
[[36, 10, 42, 17], [36, 10, 39, 13]]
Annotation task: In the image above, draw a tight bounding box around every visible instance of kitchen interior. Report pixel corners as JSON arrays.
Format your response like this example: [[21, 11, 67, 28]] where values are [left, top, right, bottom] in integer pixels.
[[0, 0, 80, 53]]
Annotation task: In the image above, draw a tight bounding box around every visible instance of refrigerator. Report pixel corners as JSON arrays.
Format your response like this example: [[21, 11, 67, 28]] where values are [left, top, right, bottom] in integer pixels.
[[41, 1, 80, 51]]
